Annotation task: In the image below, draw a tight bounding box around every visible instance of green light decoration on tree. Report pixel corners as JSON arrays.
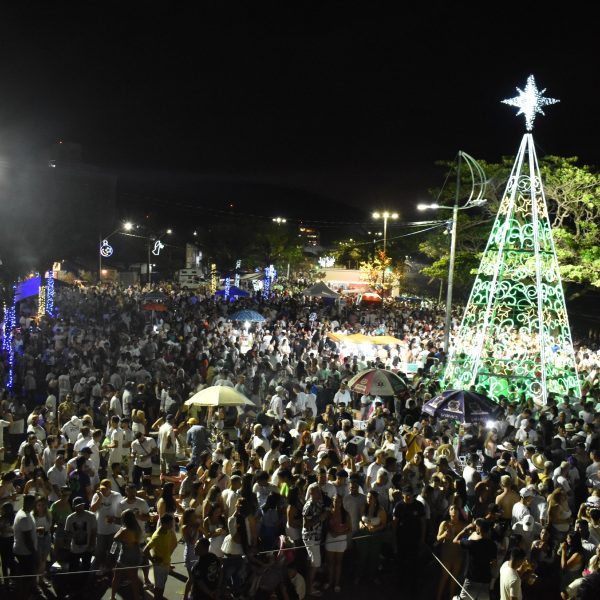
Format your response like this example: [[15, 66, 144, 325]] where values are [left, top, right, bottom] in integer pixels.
[[444, 76, 581, 403]]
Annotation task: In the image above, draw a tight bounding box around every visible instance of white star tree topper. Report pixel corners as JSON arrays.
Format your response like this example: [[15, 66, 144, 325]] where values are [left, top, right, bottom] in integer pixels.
[[502, 75, 559, 131]]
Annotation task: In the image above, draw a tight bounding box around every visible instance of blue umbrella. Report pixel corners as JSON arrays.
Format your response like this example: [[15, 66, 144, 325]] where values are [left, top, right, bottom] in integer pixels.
[[228, 309, 266, 322], [422, 389, 501, 423]]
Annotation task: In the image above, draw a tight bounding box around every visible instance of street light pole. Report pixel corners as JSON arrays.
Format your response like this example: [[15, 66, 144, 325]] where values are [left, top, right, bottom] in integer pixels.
[[98, 222, 133, 282], [417, 150, 487, 356], [444, 152, 461, 355]]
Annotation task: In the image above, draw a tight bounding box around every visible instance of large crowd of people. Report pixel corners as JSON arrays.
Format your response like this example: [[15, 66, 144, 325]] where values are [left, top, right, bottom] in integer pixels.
[[0, 282, 599, 600]]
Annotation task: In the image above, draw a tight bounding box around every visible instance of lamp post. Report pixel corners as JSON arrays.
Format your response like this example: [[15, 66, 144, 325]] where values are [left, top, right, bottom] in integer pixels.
[[417, 151, 487, 355], [372, 211, 398, 296], [367, 231, 383, 260], [272, 217, 288, 278], [99, 221, 133, 282]]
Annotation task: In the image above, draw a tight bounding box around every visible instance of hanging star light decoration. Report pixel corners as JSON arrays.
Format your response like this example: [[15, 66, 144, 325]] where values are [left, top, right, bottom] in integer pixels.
[[502, 75, 559, 130]]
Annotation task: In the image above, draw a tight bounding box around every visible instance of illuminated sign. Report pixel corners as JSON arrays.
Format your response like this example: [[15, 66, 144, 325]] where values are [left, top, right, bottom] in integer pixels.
[[152, 240, 165, 256], [318, 256, 335, 268]]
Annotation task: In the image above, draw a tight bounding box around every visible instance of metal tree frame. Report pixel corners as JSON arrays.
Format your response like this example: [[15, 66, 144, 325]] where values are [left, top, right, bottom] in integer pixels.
[[444, 133, 581, 403]]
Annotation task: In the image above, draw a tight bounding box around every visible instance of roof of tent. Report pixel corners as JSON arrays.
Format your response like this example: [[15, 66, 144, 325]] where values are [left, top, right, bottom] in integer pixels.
[[301, 281, 340, 298]]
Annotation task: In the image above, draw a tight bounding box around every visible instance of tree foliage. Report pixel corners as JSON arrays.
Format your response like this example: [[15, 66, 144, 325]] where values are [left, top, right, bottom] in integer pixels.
[[419, 156, 600, 297], [359, 250, 406, 293]]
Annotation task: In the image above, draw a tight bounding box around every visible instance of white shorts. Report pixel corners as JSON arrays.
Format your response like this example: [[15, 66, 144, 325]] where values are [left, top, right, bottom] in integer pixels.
[[325, 532, 347, 553], [303, 538, 321, 568]]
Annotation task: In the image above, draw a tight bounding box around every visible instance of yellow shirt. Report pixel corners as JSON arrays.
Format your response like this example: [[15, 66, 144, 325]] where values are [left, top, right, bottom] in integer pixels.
[[147, 527, 177, 566]]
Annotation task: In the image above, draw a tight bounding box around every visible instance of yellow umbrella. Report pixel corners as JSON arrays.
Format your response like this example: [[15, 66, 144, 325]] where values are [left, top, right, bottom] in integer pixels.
[[184, 385, 255, 407]]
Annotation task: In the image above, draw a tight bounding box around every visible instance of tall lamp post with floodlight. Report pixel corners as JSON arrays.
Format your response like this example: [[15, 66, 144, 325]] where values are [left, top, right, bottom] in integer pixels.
[[99, 222, 133, 282], [417, 151, 487, 356], [372, 211, 398, 296]]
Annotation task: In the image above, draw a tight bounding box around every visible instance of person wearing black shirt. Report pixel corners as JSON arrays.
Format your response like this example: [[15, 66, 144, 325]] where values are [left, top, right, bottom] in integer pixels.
[[189, 538, 221, 600], [392, 487, 426, 594], [452, 518, 497, 600]]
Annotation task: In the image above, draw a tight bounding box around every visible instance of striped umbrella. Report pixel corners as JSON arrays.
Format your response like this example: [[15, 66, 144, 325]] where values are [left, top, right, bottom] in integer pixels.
[[347, 368, 408, 396]]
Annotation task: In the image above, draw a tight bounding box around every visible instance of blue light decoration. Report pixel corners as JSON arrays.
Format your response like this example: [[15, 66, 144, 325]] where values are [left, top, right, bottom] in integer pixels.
[[100, 239, 113, 257], [224, 276, 231, 301], [46, 270, 55, 317], [3, 286, 17, 390], [263, 264, 277, 299]]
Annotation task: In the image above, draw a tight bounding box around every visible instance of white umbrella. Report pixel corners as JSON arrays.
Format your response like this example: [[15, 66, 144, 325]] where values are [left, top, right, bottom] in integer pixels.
[[184, 385, 255, 407]]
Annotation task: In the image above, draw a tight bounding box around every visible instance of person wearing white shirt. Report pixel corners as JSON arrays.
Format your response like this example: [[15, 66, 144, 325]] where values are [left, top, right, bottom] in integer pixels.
[[109, 393, 123, 417], [47, 455, 68, 502], [90, 480, 122, 573], [221, 476, 242, 518], [13, 495, 38, 597], [117, 484, 150, 543], [107, 416, 125, 466], [269, 388, 285, 420], [304, 385, 317, 417], [74, 428, 93, 453], [333, 382, 352, 406], [499, 548, 525, 600], [262, 440, 281, 475], [511, 488, 534, 526], [61, 416, 82, 444], [157, 414, 177, 474]]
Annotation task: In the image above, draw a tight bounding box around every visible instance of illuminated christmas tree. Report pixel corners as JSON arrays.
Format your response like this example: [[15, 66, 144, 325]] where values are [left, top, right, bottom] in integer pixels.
[[444, 76, 581, 403]]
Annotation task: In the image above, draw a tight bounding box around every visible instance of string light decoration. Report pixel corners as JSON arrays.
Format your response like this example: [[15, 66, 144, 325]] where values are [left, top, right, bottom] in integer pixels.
[[4, 287, 17, 390], [234, 259, 241, 288], [502, 74, 559, 131], [46, 270, 55, 317], [210, 263, 217, 294], [38, 285, 46, 320], [444, 78, 579, 403], [318, 256, 336, 268], [224, 276, 231, 301], [151, 240, 165, 256], [263, 264, 277, 299]]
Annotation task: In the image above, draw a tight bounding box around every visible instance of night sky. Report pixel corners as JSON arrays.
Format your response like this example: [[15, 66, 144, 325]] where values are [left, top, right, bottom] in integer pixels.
[[0, 2, 598, 221]]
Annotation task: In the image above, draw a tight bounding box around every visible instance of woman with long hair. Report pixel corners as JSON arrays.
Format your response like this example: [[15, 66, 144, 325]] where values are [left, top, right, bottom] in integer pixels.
[[403, 451, 427, 493], [181, 508, 200, 577], [24, 468, 53, 500], [156, 482, 182, 528], [355, 490, 387, 585], [560, 530, 585, 590], [203, 502, 227, 558], [548, 487, 572, 544], [110, 509, 143, 600], [530, 525, 560, 599], [20, 444, 41, 478], [435, 504, 467, 600], [200, 485, 223, 520], [324, 494, 351, 593]]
